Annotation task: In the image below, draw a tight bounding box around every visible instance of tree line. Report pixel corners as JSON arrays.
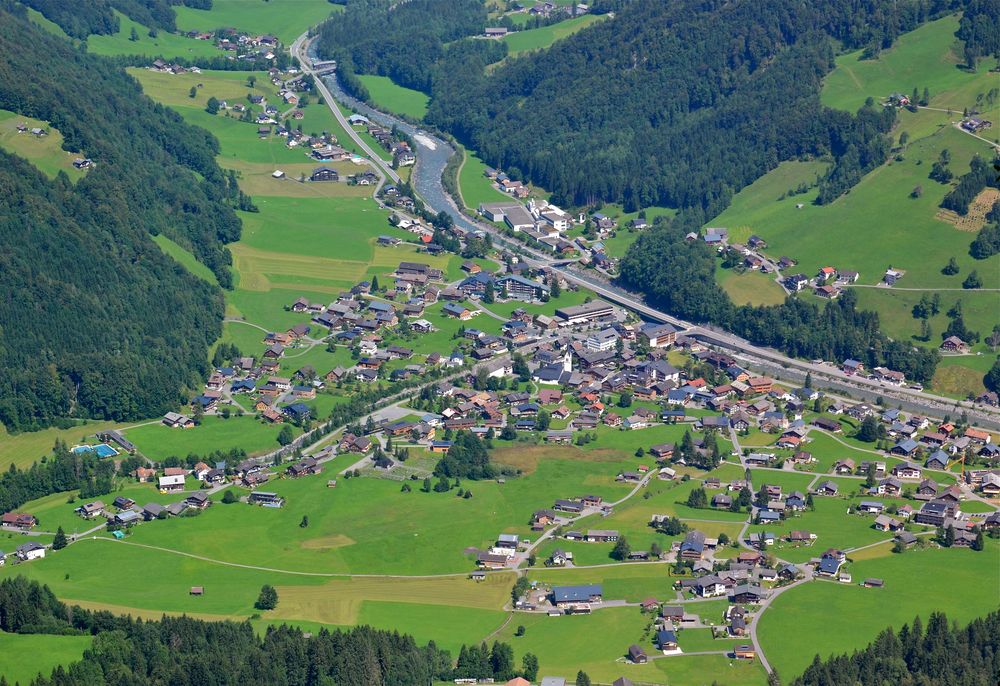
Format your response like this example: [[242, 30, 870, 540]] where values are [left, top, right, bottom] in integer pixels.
[[0, 3, 243, 431], [619, 218, 940, 382], [0, 441, 116, 517], [0, 576, 522, 686], [791, 610, 1000, 686]]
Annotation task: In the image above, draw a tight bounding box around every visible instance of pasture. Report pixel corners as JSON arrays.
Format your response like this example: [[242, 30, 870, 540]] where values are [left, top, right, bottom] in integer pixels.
[[355, 75, 430, 120], [88, 11, 223, 59], [717, 267, 788, 306], [0, 631, 92, 686], [0, 109, 86, 180], [821, 15, 999, 113], [493, 607, 767, 685], [174, 0, 340, 45], [758, 540, 1000, 678], [124, 415, 296, 462], [503, 14, 603, 55], [153, 234, 219, 284], [458, 148, 511, 209], [110, 452, 637, 575]]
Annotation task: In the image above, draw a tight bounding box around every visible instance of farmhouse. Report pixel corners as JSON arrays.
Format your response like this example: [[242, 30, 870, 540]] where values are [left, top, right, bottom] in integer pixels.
[[551, 584, 603, 607]]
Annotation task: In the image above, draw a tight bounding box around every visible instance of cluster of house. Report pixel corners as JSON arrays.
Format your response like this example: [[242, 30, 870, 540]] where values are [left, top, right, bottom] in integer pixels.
[[782, 264, 860, 299], [477, 195, 627, 263], [347, 115, 415, 167], [509, 1, 590, 18], [960, 117, 992, 133], [149, 59, 202, 75], [207, 29, 280, 60], [74, 490, 213, 528], [837, 406, 997, 467]]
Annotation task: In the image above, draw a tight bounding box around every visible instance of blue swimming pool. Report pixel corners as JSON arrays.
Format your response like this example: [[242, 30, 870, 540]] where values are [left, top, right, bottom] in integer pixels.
[[71, 443, 119, 458]]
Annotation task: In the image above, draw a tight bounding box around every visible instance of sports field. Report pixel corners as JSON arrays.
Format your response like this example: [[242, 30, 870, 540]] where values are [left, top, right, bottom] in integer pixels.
[[124, 415, 297, 462], [355, 75, 430, 120]]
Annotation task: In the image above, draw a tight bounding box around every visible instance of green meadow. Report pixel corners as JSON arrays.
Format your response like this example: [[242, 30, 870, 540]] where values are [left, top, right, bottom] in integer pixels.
[[717, 266, 788, 307], [0, 631, 92, 686], [503, 14, 603, 55], [758, 540, 1000, 678], [707, 13, 1000, 397], [493, 607, 767, 685], [153, 234, 219, 284], [458, 147, 510, 209], [174, 0, 340, 45], [124, 415, 298, 462], [356, 75, 430, 120], [821, 15, 999, 113], [88, 11, 223, 59], [0, 109, 86, 181]]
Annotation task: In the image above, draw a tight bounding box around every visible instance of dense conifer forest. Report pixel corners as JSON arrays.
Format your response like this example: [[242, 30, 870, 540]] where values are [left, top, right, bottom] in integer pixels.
[[0, 1, 239, 431], [791, 610, 1000, 686]]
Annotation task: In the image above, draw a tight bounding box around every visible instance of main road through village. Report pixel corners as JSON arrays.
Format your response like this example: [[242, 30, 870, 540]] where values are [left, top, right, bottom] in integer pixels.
[[291, 34, 1000, 431]]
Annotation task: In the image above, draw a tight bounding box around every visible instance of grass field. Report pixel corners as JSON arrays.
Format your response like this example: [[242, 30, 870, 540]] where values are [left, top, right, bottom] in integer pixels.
[[458, 148, 510, 209], [503, 14, 603, 55], [0, 631, 91, 686], [0, 420, 124, 472], [153, 234, 219, 284], [822, 15, 999, 113], [102, 449, 637, 575], [717, 266, 788, 306], [0, 109, 87, 181], [493, 607, 767, 685], [88, 10, 224, 59], [758, 540, 1000, 678], [174, 0, 340, 45], [124, 415, 296, 462], [355, 75, 430, 120]]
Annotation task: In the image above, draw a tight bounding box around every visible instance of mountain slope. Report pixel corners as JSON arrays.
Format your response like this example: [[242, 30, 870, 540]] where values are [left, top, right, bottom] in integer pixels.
[[0, 1, 237, 431]]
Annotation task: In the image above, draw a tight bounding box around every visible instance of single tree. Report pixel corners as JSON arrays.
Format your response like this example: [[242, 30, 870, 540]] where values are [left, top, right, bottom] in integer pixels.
[[52, 526, 68, 550], [963, 270, 982, 289], [611, 536, 631, 561], [189, 86, 197, 98], [942, 257, 960, 275], [222, 489, 238, 504], [205, 96, 220, 115], [299, 515, 309, 528], [277, 425, 294, 446], [255, 584, 278, 610], [521, 654, 539, 682], [576, 671, 592, 686]]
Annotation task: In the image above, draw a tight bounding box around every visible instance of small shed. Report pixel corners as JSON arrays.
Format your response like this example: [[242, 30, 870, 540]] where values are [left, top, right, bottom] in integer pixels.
[[190, 586, 204, 596]]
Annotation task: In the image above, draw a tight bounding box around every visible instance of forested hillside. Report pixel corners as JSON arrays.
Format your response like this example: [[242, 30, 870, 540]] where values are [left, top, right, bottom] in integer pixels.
[[20, 0, 203, 37], [316, 0, 499, 97], [426, 0, 960, 216], [792, 610, 1000, 686], [0, 1, 238, 431]]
